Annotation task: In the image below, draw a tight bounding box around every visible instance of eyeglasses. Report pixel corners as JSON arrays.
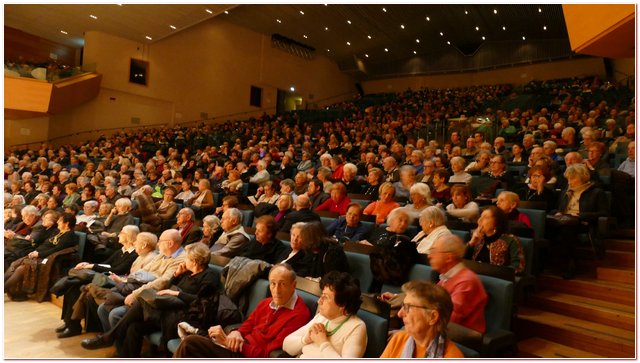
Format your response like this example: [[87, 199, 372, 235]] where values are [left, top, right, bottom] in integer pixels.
[[400, 303, 433, 313]]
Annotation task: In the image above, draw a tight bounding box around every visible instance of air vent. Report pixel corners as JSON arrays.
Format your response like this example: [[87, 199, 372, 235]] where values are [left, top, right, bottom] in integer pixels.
[[271, 33, 315, 59]]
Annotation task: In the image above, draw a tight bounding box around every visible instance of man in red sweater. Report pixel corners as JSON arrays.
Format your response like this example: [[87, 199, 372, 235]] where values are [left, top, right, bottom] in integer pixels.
[[174, 263, 310, 358]]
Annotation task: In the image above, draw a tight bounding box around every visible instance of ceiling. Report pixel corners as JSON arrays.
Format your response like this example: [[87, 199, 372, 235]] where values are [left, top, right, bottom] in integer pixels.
[[5, 4, 571, 76]]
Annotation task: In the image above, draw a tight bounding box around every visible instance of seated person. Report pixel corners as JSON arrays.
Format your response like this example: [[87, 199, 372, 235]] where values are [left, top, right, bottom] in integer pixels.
[[496, 191, 534, 237], [517, 165, 556, 212], [273, 194, 295, 231], [472, 155, 514, 197], [448, 157, 472, 184], [445, 184, 479, 223], [412, 206, 452, 255], [210, 208, 250, 258], [185, 179, 215, 218], [466, 206, 526, 274], [430, 168, 451, 206], [240, 215, 289, 264], [154, 186, 178, 228], [393, 165, 417, 203], [89, 197, 135, 262], [326, 203, 370, 243], [301, 221, 349, 279], [277, 222, 310, 276], [362, 182, 400, 225], [283, 271, 367, 358], [247, 180, 280, 207], [173, 208, 202, 246], [361, 167, 384, 200], [197, 215, 223, 248], [315, 182, 352, 216], [174, 264, 311, 358], [278, 194, 321, 233], [400, 183, 432, 221], [174, 181, 195, 203], [465, 151, 491, 175], [380, 281, 463, 358]]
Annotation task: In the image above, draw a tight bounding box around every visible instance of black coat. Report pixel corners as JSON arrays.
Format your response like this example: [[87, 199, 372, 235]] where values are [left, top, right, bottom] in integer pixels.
[[278, 209, 321, 233], [555, 183, 609, 224], [36, 230, 78, 259]]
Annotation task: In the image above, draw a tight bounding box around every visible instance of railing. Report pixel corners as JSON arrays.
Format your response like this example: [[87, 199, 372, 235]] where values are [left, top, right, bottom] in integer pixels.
[[4, 62, 97, 83]]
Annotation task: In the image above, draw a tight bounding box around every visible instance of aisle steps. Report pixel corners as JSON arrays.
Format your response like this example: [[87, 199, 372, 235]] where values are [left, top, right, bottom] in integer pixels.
[[517, 338, 605, 358], [537, 275, 635, 306]]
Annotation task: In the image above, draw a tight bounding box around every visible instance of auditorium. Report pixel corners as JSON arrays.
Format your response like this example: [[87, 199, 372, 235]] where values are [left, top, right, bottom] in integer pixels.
[[4, 3, 636, 359]]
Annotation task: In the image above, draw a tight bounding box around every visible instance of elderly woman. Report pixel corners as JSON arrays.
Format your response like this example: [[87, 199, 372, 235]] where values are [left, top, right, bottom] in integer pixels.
[[402, 183, 432, 221], [315, 182, 351, 216], [549, 163, 609, 279], [248, 180, 280, 207], [155, 186, 179, 226], [518, 165, 556, 212], [283, 271, 367, 358], [175, 180, 195, 203], [326, 203, 371, 243], [187, 179, 215, 218], [412, 207, 452, 255], [445, 185, 479, 223], [316, 166, 334, 194], [249, 160, 271, 186], [278, 222, 310, 276], [222, 170, 243, 196], [364, 208, 421, 292], [466, 206, 526, 274], [362, 182, 400, 224], [198, 215, 223, 248], [273, 193, 294, 229], [430, 168, 451, 206], [381, 281, 463, 358], [5, 209, 59, 269], [465, 151, 492, 175], [393, 165, 417, 203], [54, 225, 140, 338], [62, 183, 81, 208], [448, 157, 472, 184], [91, 198, 135, 261], [5, 213, 79, 301], [362, 167, 384, 200], [496, 191, 533, 233], [301, 221, 349, 279]]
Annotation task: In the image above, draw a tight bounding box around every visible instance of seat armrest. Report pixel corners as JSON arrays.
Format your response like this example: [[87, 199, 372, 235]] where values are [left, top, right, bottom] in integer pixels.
[[482, 329, 516, 357]]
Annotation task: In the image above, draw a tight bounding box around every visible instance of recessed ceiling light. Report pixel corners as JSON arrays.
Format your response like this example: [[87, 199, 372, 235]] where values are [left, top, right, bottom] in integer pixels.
[[426, 16, 430, 21], [384, 48, 389, 52], [205, 9, 212, 14], [170, 25, 177, 30], [277, 19, 282, 23], [416, 39, 420, 43], [224, 11, 229, 14], [324, 4, 328, 6], [400, 24, 405, 29], [482, 36, 486, 40], [464, 10, 468, 15], [89, 14, 98, 19], [543, 26, 547, 30], [502, 26, 506, 30], [413, 50, 417, 54], [522, 36, 526, 40], [346, 41, 351, 46], [538, 8, 542, 13], [439, 32, 444, 36], [325, 27, 329, 31], [347, 20, 352, 25], [382, 7, 386, 12], [290, 87, 295, 92], [475, 26, 479, 31], [326, 49, 330, 52], [365, 54, 369, 58], [145, 36, 152, 40], [299, 10, 304, 15], [493, 9, 498, 14], [117, 4, 122, 6], [303, 34, 308, 39], [60, 30, 68, 34], [447, 41, 451, 45], [367, 35, 372, 39]]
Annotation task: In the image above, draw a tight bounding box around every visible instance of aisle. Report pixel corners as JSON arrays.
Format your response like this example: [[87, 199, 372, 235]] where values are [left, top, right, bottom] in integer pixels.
[[4, 295, 114, 358]]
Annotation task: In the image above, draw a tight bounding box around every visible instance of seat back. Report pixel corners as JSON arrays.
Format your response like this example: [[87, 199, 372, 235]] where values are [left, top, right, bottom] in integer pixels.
[[344, 251, 372, 293], [132, 217, 140, 226], [477, 274, 514, 333], [74, 231, 87, 260], [320, 216, 336, 229], [518, 208, 546, 240], [244, 278, 271, 318], [358, 294, 390, 358], [450, 229, 471, 243], [295, 276, 322, 315], [381, 263, 435, 293], [239, 209, 254, 228], [518, 237, 534, 277]]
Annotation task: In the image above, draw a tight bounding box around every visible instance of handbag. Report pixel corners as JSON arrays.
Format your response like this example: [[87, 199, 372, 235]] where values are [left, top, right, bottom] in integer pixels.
[[90, 272, 114, 288], [137, 287, 185, 310], [68, 268, 98, 281]]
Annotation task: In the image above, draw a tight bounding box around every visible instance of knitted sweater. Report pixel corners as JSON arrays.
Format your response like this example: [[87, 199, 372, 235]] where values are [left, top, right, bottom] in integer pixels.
[[437, 267, 487, 334]]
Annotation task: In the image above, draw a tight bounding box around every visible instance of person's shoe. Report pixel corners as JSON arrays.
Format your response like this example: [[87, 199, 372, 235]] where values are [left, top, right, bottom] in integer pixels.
[[81, 335, 112, 350], [55, 323, 67, 333], [57, 328, 82, 338]]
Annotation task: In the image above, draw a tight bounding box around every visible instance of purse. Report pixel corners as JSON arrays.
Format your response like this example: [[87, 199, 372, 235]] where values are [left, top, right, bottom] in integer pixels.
[[68, 268, 98, 281]]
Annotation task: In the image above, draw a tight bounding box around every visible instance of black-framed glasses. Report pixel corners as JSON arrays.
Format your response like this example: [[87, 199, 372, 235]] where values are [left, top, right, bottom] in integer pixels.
[[400, 303, 433, 313]]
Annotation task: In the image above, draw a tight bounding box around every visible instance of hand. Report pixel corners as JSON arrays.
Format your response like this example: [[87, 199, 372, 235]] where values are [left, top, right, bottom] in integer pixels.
[[28, 251, 39, 259], [308, 323, 328, 344], [110, 207, 117, 215], [124, 293, 136, 306], [75, 262, 90, 269], [378, 292, 397, 303], [4, 230, 15, 239], [208, 325, 226, 344], [358, 240, 373, 246], [109, 273, 124, 283], [225, 330, 244, 352], [157, 289, 179, 296], [174, 263, 188, 276]]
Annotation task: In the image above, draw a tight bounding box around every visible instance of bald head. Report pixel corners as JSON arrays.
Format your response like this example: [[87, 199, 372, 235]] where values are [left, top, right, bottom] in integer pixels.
[[564, 152, 583, 166], [158, 229, 182, 257], [296, 194, 311, 210]]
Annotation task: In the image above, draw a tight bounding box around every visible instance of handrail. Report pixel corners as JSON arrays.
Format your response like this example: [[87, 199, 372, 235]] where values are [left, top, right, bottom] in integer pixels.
[[175, 107, 277, 126]]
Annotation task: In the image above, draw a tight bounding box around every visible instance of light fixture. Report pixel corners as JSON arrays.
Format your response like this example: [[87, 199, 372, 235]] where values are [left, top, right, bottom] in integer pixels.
[[522, 36, 526, 40], [89, 14, 98, 19], [205, 9, 212, 14], [482, 36, 486, 40], [346, 41, 351, 46], [426, 16, 430, 21], [60, 30, 68, 34], [365, 54, 369, 58], [400, 24, 405, 29], [299, 10, 304, 15], [538, 8, 542, 13], [493, 9, 498, 14], [447, 41, 451, 45], [224, 10, 229, 14], [277, 19, 282, 23], [170, 25, 177, 30], [439, 32, 444, 36], [290, 87, 295, 92], [145, 36, 152, 40], [325, 27, 329, 31], [416, 39, 420, 43], [475, 26, 479, 31], [326, 49, 330, 52], [543, 25, 547, 30], [464, 10, 468, 15], [384, 48, 389, 52], [382, 7, 386, 12], [368, 35, 372, 39], [502, 26, 506, 30], [303, 34, 308, 39], [117, 4, 122, 6], [347, 20, 352, 24], [413, 50, 417, 54]]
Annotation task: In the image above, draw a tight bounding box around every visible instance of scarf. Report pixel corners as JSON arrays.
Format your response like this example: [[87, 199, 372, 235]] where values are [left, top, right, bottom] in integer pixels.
[[400, 333, 446, 358]]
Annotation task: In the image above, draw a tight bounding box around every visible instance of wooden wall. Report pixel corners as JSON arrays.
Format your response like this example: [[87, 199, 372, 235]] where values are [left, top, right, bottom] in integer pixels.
[[5, 26, 79, 66]]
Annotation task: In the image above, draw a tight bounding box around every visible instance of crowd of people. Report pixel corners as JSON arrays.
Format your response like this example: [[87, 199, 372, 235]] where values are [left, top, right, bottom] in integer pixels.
[[4, 74, 635, 358]]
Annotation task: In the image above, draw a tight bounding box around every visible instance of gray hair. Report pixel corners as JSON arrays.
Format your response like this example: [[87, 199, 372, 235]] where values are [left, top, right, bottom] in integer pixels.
[[343, 163, 358, 174], [410, 183, 432, 203], [120, 225, 140, 244], [564, 163, 591, 183], [399, 165, 416, 176], [225, 208, 243, 225], [21, 205, 40, 218], [436, 234, 466, 260], [450, 156, 466, 168], [203, 214, 221, 231], [115, 198, 132, 209], [84, 200, 99, 210], [419, 206, 446, 228], [136, 232, 158, 250], [179, 207, 196, 221], [387, 207, 412, 226]]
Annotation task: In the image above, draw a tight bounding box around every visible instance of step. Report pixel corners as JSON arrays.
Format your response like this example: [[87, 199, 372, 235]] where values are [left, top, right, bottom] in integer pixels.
[[607, 229, 635, 239], [537, 275, 635, 306], [528, 290, 635, 331], [518, 338, 605, 358], [596, 265, 635, 285], [605, 239, 636, 253], [516, 307, 635, 357], [575, 248, 635, 268]]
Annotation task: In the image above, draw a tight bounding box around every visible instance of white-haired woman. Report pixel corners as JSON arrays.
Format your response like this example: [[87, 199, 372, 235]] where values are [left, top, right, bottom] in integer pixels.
[[198, 215, 223, 248], [401, 183, 432, 221], [412, 206, 452, 255], [448, 157, 472, 184], [249, 160, 270, 186]]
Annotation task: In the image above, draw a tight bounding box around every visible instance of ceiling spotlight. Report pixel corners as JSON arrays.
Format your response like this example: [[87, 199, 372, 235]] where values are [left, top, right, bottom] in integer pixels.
[[205, 9, 212, 14], [145, 36, 152, 40], [299, 10, 304, 15], [475, 26, 479, 31], [464, 10, 468, 15], [365, 54, 369, 58], [347, 20, 352, 25], [224, 11, 229, 14], [117, 4, 122, 6], [60, 30, 68, 34], [346, 41, 351, 46], [543, 25, 547, 30], [277, 19, 282, 23], [384, 48, 389, 52], [522, 36, 526, 40], [538, 8, 542, 13], [290, 87, 295, 92], [426, 16, 430, 21], [89, 14, 98, 19], [416, 39, 420, 43], [502, 26, 506, 30], [303, 34, 308, 38], [169, 25, 177, 29], [367, 35, 372, 39], [413, 50, 417, 54], [324, 4, 328, 6], [382, 7, 386, 12], [400, 24, 405, 29], [439, 32, 444, 36], [326, 49, 330, 52], [325, 27, 329, 31], [493, 9, 498, 14], [482, 36, 486, 40], [447, 41, 451, 45]]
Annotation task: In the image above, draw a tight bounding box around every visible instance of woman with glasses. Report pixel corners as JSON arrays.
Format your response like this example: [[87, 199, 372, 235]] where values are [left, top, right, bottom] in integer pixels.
[[381, 281, 463, 358], [518, 165, 556, 212], [283, 271, 367, 358]]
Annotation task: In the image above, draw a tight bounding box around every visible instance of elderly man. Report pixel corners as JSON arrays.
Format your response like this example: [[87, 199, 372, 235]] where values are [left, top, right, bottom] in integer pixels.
[[174, 263, 310, 358], [76, 200, 99, 229], [103, 184, 123, 205], [4, 206, 46, 269], [81, 229, 185, 350], [210, 208, 250, 258], [278, 194, 321, 233], [341, 163, 361, 194], [117, 174, 134, 197], [173, 208, 202, 246], [585, 141, 611, 176], [618, 141, 635, 178], [382, 156, 400, 183]]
